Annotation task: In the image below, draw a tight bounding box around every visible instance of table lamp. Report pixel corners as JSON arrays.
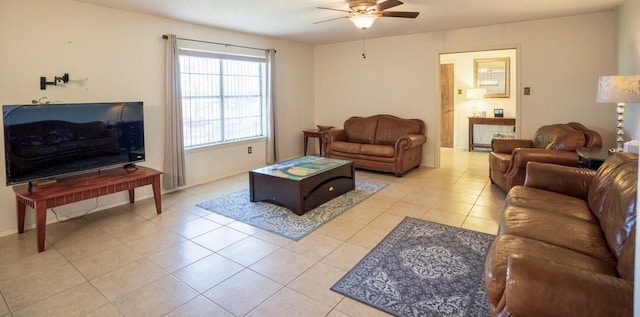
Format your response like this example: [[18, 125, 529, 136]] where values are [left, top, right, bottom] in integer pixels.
[[466, 88, 486, 117], [596, 75, 640, 153]]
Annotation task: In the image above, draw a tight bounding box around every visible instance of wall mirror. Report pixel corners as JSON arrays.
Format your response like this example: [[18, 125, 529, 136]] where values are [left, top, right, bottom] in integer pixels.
[[474, 57, 510, 98]]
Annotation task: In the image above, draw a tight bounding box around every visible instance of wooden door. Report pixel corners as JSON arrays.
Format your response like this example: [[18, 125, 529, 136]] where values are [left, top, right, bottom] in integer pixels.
[[440, 63, 454, 148]]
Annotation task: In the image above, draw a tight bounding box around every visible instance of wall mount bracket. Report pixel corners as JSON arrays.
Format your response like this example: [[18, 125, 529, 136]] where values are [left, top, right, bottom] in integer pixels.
[[40, 73, 69, 90]]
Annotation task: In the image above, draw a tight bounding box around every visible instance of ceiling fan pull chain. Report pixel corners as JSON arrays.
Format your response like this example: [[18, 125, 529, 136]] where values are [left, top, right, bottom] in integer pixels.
[[361, 31, 366, 59]]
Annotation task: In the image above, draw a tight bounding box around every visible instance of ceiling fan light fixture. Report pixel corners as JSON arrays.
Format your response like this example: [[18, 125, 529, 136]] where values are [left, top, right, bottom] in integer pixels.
[[350, 14, 378, 29]]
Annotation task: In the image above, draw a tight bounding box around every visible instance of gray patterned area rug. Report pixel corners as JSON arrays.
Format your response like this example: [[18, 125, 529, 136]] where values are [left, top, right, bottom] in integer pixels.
[[196, 179, 387, 240], [331, 217, 494, 317]]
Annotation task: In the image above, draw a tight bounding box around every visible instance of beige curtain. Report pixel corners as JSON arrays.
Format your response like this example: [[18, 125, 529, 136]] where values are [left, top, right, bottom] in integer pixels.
[[265, 49, 278, 164], [163, 34, 186, 189]]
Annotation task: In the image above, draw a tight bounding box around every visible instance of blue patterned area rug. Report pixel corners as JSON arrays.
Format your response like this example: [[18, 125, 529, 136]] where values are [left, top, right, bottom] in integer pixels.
[[196, 179, 387, 240], [331, 217, 494, 317]]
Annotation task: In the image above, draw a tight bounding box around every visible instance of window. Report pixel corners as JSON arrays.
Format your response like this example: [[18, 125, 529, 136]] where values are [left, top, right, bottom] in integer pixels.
[[179, 49, 266, 148]]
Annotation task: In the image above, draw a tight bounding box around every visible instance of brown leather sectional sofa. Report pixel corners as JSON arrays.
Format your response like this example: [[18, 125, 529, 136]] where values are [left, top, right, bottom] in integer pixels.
[[484, 152, 637, 316], [489, 122, 602, 192], [321, 114, 426, 176]]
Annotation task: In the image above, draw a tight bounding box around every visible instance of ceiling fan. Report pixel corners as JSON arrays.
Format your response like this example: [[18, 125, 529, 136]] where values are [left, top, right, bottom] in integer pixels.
[[315, 0, 420, 30]]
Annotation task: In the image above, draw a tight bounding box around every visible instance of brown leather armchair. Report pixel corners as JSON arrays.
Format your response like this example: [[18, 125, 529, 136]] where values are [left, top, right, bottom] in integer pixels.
[[489, 122, 602, 191]]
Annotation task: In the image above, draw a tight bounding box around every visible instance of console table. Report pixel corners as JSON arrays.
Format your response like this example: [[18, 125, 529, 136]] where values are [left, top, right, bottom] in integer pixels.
[[468, 117, 516, 151], [14, 166, 162, 252]]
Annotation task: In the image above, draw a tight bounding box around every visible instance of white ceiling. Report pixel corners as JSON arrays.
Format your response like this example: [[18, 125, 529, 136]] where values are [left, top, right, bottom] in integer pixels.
[[73, 0, 623, 45]]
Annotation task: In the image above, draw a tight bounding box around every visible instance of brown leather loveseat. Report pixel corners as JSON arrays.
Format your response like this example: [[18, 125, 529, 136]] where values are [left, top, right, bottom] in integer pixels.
[[489, 122, 602, 191], [322, 114, 426, 176], [484, 152, 637, 316]]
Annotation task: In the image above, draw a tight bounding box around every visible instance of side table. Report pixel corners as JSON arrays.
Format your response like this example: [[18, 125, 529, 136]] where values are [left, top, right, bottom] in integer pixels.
[[576, 147, 610, 170], [303, 129, 324, 155]]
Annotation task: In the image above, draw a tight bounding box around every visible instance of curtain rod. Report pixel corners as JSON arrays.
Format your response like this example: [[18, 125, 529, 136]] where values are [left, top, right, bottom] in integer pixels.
[[162, 34, 273, 53]]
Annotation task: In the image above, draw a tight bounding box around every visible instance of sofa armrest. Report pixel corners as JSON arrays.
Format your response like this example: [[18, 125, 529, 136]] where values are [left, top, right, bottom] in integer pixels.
[[321, 129, 347, 144], [396, 134, 426, 151], [503, 254, 632, 317], [491, 139, 533, 153], [524, 162, 595, 200], [511, 148, 579, 168]]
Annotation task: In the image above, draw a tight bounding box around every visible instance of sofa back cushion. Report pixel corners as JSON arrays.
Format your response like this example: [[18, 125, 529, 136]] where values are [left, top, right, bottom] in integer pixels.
[[374, 116, 424, 146], [567, 122, 603, 148], [343, 116, 378, 144], [533, 124, 586, 151], [588, 152, 637, 280]]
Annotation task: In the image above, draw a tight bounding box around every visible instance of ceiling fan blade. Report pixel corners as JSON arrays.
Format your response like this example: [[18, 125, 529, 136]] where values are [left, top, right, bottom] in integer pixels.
[[381, 11, 419, 18], [317, 6, 352, 13], [313, 16, 349, 24], [376, 0, 403, 11]]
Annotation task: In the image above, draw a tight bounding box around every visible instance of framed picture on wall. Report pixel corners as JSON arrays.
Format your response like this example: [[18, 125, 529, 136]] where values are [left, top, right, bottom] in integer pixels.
[[474, 57, 510, 98]]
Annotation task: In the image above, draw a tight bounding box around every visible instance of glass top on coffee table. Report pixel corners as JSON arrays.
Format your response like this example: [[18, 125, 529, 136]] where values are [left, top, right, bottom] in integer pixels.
[[250, 156, 352, 181]]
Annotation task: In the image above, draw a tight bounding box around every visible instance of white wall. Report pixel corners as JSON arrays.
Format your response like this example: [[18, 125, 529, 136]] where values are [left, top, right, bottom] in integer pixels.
[[314, 32, 444, 167], [440, 49, 517, 149], [315, 11, 618, 168], [0, 0, 314, 236]]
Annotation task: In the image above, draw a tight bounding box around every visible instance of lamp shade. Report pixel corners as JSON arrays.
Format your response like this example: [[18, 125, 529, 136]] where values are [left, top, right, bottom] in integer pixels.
[[350, 14, 377, 29], [466, 88, 487, 100], [596, 75, 640, 103]]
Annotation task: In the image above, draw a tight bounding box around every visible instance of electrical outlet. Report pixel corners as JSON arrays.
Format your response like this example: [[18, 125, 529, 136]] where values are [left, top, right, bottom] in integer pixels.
[[458, 89, 462, 95], [524, 87, 531, 95], [247, 146, 252, 154]]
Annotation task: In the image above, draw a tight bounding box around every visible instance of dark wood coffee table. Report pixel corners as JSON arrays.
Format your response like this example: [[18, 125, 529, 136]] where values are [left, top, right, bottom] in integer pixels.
[[249, 156, 355, 215]]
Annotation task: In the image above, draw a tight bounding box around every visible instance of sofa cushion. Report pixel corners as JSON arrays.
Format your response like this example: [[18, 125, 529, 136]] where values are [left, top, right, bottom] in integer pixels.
[[331, 141, 362, 154], [374, 116, 422, 146], [533, 124, 586, 151], [499, 207, 616, 264], [360, 144, 394, 157], [344, 117, 377, 144], [484, 234, 618, 308], [506, 186, 597, 223]]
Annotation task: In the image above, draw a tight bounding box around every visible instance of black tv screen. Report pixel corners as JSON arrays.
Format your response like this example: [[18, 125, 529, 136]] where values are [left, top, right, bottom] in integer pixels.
[[3, 101, 145, 186]]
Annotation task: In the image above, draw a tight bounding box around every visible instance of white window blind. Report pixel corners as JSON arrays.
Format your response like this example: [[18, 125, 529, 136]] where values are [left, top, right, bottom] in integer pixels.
[[179, 49, 266, 148]]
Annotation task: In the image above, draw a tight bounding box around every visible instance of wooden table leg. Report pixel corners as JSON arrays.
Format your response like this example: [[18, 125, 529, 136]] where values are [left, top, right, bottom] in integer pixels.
[[151, 175, 162, 214], [303, 135, 309, 155], [128, 189, 135, 204], [36, 203, 47, 252], [16, 197, 26, 234]]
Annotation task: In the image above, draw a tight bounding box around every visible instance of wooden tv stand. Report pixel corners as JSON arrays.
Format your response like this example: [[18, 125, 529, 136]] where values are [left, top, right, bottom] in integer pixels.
[[13, 166, 162, 252]]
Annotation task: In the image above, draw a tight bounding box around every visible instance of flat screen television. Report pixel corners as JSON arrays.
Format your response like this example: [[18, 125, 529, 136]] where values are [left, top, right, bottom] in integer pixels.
[[3, 101, 145, 186]]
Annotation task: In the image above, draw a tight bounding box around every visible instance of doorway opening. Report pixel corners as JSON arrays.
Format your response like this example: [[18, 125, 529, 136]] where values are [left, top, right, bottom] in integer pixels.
[[437, 48, 519, 165]]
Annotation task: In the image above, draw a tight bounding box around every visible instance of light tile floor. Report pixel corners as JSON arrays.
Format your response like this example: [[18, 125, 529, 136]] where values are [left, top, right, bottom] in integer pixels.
[[0, 148, 505, 317]]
